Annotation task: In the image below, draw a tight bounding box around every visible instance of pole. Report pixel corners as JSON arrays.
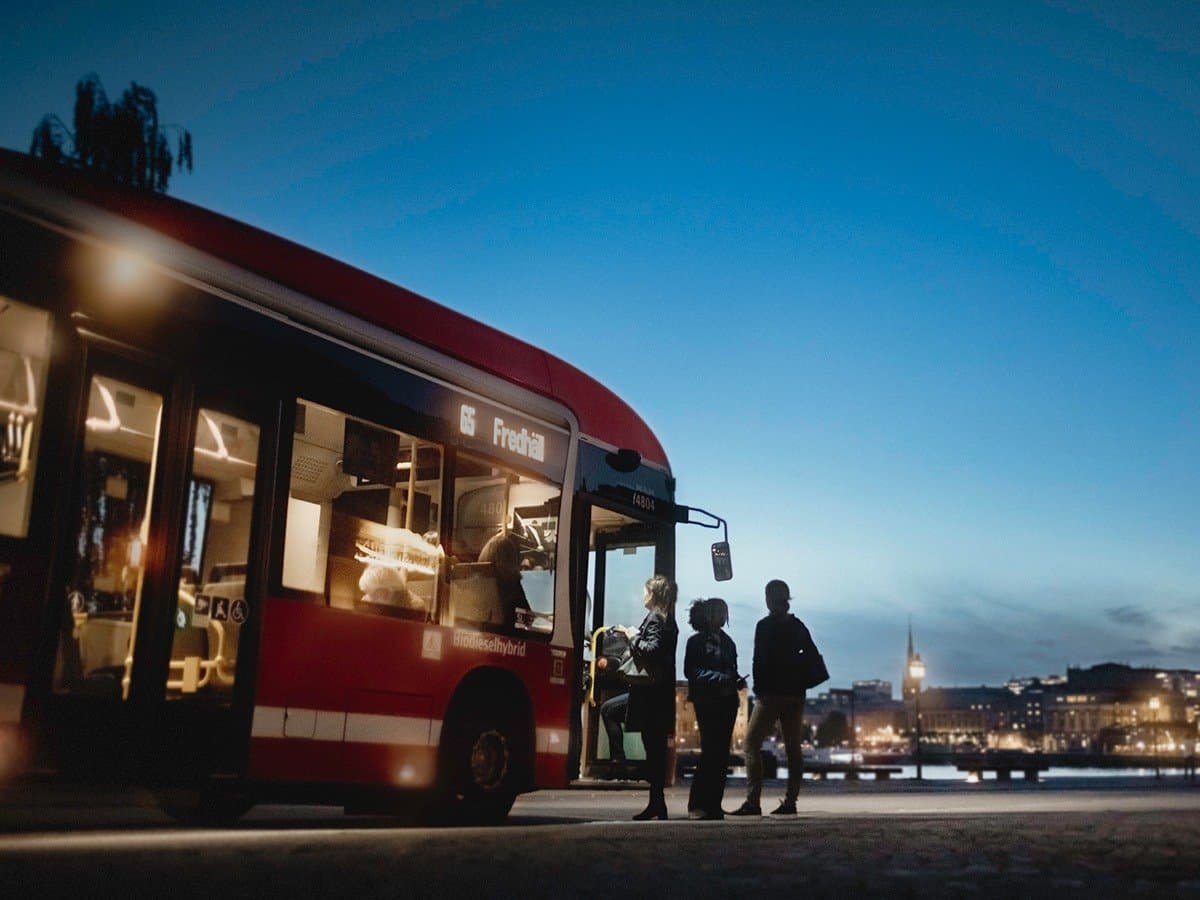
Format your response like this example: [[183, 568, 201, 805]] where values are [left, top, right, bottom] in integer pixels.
[[850, 690, 857, 771], [914, 688, 923, 781], [1154, 705, 1161, 780]]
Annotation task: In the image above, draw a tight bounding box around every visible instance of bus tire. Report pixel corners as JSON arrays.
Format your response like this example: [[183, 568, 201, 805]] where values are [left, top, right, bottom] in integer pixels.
[[155, 787, 253, 826], [439, 697, 527, 825]]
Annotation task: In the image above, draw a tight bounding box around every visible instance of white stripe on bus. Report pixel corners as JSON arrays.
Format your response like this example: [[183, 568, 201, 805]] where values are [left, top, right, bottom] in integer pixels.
[[313, 710, 347, 742], [344, 713, 431, 746], [251, 705, 567, 754], [250, 705, 285, 738]]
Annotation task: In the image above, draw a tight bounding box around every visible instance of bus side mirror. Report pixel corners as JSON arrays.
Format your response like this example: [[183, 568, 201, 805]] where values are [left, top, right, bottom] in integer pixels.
[[711, 541, 733, 582], [677, 504, 733, 582]]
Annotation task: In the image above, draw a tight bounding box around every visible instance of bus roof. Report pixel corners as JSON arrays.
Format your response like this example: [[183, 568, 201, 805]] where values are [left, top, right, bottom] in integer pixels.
[[0, 150, 668, 469]]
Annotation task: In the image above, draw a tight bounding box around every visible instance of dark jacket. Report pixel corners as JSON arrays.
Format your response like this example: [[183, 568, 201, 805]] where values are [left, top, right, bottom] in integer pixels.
[[626, 609, 678, 732], [684, 629, 738, 704], [752, 612, 816, 697]]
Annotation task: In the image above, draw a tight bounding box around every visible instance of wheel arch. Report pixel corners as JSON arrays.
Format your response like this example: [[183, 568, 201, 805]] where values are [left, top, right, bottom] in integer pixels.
[[441, 665, 536, 793]]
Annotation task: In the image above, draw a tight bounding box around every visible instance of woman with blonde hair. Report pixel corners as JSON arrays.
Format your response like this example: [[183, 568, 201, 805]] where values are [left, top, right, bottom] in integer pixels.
[[622, 573, 678, 820]]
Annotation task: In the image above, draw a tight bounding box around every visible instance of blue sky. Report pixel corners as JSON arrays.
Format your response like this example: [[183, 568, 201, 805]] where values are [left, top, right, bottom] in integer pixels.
[[3, 1, 1197, 691]]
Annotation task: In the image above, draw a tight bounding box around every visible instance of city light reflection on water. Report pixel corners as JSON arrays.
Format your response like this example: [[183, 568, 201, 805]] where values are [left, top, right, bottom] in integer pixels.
[[738, 765, 1186, 782]]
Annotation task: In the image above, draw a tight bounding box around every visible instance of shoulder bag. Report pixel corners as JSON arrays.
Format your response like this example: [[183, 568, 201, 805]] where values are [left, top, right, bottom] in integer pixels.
[[797, 644, 830, 690], [618, 649, 656, 686]]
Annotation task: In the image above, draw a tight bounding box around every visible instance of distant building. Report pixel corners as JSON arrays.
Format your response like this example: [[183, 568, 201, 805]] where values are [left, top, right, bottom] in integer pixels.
[[702, 630, 1200, 758], [674, 682, 751, 757], [1003, 677, 1049, 745], [806, 681, 905, 748], [904, 660, 1199, 754], [913, 686, 1013, 746], [853, 679, 894, 702], [1041, 664, 1197, 753], [891, 636, 1200, 753]]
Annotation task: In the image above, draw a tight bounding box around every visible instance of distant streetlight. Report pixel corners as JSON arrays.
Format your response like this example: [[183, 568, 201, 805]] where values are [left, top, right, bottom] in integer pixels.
[[1149, 696, 1161, 780], [909, 655, 926, 781]]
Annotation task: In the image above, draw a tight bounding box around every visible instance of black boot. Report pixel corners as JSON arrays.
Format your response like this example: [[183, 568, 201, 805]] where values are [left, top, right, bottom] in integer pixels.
[[632, 795, 668, 820]]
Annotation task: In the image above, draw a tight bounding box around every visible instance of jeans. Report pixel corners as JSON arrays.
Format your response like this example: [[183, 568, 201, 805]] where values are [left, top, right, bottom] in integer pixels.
[[744, 692, 806, 805], [688, 694, 739, 814], [599, 692, 629, 760]]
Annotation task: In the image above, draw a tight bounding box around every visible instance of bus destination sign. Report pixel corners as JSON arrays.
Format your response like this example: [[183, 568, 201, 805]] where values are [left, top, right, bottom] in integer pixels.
[[459, 403, 546, 463], [451, 396, 567, 478]]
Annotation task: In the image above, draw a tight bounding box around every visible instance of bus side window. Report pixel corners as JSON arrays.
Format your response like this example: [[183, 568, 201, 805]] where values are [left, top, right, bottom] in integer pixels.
[[281, 399, 444, 617], [0, 297, 53, 539], [449, 452, 558, 636]]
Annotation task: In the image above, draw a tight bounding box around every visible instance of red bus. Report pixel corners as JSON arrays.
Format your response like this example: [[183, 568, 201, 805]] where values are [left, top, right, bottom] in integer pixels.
[[0, 150, 728, 822]]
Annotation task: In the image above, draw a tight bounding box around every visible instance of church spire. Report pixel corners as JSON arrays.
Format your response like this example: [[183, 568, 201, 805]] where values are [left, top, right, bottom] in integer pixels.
[[903, 617, 918, 699]]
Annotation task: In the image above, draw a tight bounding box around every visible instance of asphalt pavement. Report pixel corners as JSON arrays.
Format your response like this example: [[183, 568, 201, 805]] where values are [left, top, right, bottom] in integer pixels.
[[1, 776, 1199, 898]]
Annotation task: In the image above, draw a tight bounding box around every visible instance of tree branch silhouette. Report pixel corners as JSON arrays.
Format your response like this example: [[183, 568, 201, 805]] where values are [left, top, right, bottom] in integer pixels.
[[30, 73, 194, 193]]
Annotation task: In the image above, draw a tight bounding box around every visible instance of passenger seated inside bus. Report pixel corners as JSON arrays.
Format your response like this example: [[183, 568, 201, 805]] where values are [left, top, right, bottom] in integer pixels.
[[477, 531, 530, 630], [449, 458, 558, 635], [356, 563, 425, 619]]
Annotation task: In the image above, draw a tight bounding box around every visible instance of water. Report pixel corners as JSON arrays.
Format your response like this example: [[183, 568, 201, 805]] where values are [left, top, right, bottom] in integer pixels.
[[732, 765, 1184, 782]]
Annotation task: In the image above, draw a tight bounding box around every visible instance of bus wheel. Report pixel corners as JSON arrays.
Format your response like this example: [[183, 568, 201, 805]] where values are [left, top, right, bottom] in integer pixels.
[[441, 707, 522, 824], [155, 787, 253, 826]]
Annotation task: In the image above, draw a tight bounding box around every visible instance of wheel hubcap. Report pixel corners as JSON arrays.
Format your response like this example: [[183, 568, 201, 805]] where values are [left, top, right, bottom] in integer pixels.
[[469, 729, 509, 790]]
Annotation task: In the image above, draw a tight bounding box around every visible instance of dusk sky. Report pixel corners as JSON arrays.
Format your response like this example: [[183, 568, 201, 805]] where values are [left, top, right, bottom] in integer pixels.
[[3, 2, 1197, 692]]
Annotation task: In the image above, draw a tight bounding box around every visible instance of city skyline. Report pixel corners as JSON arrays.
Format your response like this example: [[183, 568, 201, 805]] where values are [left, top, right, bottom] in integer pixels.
[[810, 630, 1197, 699], [3, 3, 1197, 686]]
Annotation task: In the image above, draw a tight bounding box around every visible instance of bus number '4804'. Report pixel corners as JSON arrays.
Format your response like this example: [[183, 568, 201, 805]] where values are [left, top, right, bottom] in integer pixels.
[[632, 492, 656, 512]]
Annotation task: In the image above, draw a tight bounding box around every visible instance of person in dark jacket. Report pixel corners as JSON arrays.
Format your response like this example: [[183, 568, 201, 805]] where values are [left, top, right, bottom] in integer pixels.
[[731, 579, 817, 816], [478, 530, 531, 630], [683, 598, 742, 820], [623, 573, 678, 820]]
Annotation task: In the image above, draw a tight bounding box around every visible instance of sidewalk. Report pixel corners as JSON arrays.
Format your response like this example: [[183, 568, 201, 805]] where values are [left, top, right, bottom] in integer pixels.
[[3, 784, 1200, 898]]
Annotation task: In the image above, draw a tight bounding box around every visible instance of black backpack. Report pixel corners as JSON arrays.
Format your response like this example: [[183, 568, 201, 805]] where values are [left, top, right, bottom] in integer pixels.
[[597, 627, 631, 687]]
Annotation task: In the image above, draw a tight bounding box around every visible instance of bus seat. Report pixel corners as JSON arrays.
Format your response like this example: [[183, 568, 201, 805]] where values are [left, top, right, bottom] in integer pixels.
[[448, 564, 505, 628], [209, 562, 247, 583], [203, 577, 244, 600]]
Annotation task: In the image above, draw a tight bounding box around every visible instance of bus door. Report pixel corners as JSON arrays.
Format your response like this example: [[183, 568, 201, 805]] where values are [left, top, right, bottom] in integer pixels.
[[38, 341, 272, 780], [581, 506, 670, 779]]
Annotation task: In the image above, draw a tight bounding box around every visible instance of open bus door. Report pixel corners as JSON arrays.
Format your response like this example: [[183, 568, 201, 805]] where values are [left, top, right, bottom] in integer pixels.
[[30, 333, 274, 797], [573, 499, 673, 782]]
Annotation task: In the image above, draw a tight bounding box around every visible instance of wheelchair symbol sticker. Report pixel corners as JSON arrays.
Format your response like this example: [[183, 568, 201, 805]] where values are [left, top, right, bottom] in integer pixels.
[[230, 599, 248, 625]]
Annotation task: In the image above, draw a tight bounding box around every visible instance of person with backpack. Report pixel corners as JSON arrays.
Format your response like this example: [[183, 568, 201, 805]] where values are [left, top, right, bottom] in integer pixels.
[[730, 578, 825, 816], [626, 574, 678, 820]]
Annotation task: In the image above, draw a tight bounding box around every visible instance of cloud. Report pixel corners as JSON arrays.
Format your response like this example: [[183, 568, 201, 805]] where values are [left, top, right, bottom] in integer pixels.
[[796, 575, 1200, 690], [1105, 605, 1154, 628], [1169, 639, 1200, 656]]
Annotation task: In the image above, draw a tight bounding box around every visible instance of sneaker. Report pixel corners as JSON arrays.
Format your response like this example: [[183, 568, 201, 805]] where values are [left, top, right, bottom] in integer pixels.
[[770, 800, 797, 815], [729, 802, 762, 816]]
